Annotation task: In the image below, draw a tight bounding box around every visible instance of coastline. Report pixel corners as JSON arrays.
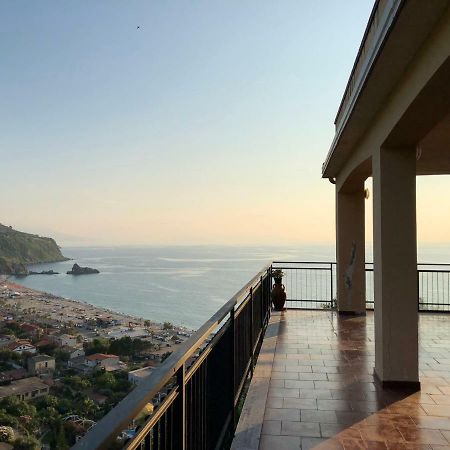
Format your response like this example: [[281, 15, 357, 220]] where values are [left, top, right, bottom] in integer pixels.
[[0, 275, 193, 347]]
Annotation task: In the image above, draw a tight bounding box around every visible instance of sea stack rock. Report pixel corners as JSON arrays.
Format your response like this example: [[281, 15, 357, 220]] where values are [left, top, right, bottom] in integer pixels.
[[67, 263, 99, 275]]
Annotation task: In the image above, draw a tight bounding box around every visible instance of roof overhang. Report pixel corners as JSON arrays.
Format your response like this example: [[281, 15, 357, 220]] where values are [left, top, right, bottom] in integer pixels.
[[322, 0, 450, 179]]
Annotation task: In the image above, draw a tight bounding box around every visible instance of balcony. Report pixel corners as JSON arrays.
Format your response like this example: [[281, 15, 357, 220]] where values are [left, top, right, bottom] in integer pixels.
[[73, 262, 450, 450]]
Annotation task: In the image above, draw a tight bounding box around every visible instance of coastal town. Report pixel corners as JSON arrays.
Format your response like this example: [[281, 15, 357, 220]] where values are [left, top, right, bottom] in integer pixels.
[[0, 276, 192, 449]]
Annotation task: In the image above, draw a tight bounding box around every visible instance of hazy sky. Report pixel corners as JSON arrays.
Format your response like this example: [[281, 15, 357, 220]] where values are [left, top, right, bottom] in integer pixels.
[[1, 1, 449, 246]]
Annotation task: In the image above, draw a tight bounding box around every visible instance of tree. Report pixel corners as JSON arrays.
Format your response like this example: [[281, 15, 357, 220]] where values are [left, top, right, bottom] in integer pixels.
[[81, 398, 98, 418], [84, 338, 109, 355], [35, 394, 58, 410], [13, 435, 41, 450], [0, 396, 36, 418], [163, 322, 173, 330], [94, 372, 116, 390], [63, 375, 91, 390], [53, 348, 70, 362], [0, 348, 21, 363], [51, 421, 69, 450], [2, 322, 26, 338], [108, 336, 152, 357], [0, 409, 18, 428]]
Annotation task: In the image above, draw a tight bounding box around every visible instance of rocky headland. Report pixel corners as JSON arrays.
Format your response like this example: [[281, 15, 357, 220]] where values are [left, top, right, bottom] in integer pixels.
[[67, 263, 100, 275], [0, 223, 68, 275]]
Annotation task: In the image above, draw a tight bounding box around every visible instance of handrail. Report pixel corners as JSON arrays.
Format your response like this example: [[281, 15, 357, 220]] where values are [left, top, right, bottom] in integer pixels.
[[73, 263, 271, 450], [273, 261, 450, 267]]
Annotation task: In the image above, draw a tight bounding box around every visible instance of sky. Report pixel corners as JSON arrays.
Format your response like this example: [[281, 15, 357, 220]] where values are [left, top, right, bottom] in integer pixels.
[[1, 1, 449, 246]]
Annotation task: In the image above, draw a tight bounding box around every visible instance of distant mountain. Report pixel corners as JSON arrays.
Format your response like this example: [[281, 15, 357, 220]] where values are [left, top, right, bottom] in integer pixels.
[[0, 224, 68, 275]]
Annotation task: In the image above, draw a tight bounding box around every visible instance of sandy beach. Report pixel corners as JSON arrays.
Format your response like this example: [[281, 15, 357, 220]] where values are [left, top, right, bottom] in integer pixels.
[[0, 275, 192, 347]]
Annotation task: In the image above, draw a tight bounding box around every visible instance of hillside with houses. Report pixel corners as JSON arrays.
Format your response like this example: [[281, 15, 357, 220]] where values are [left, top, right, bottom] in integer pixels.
[[0, 281, 191, 449]]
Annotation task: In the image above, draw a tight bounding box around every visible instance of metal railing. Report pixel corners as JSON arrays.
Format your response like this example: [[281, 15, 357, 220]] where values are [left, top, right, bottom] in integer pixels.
[[418, 264, 450, 312], [73, 266, 272, 450], [272, 261, 450, 312], [73, 260, 450, 450]]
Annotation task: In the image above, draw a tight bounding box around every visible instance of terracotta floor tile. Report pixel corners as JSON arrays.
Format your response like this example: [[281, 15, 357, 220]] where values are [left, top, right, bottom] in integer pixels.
[[301, 437, 343, 450], [397, 427, 448, 445], [265, 408, 301, 422], [262, 420, 282, 435], [266, 397, 284, 408], [285, 380, 316, 390], [259, 434, 301, 450], [359, 425, 405, 443], [317, 399, 352, 411], [351, 401, 383, 413], [442, 430, 450, 442], [315, 381, 348, 390], [429, 396, 450, 405], [301, 410, 338, 423], [383, 404, 428, 416], [298, 372, 329, 381], [422, 405, 450, 417], [385, 443, 431, 449], [283, 398, 318, 410], [321, 424, 360, 439], [341, 439, 388, 449], [412, 416, 450, 430], [361, 413, 415, 427], [250, 311, 450, 450], [299, 389, 333, 399], [272, 371, 301, 380], [401, 393, 437, 405], [281, 421, 321, 437], [268, 387, 300, 398]]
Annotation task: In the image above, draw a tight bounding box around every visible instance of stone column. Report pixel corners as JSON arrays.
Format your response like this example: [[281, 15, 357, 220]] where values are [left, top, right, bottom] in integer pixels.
[[372, 146, 419, 388], [336, 181, 366, 315]]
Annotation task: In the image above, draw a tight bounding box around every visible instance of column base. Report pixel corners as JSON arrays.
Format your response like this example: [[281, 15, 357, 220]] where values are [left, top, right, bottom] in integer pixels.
[[338, 310, 366, 316], [374, 371, 421, 391]]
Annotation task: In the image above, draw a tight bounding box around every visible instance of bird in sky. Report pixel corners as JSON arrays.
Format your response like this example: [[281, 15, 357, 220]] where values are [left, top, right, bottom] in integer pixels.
[[137, 26, 140, 30]]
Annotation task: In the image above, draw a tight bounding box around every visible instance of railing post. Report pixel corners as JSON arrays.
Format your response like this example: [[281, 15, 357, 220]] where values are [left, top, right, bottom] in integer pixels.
[[330, 263, 334, 308], [173, 364, 186, 450], [260, 276, 264, 329], [417, 269, 420, 312], [269, 266, 272, 318], [230, 307, 236, 428], [249, 287, 254, 374]]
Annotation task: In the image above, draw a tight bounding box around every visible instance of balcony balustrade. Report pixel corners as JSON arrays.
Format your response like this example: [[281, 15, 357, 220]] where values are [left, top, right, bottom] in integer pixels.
[[73, 261, 450, 450]]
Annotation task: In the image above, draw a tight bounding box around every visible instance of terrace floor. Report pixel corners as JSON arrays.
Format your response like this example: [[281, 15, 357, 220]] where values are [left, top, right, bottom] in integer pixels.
[[234, 310, 450, 450]]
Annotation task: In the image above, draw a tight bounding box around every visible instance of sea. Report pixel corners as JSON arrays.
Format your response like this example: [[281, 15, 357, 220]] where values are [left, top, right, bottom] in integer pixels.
[[10, 244, 450, 330]]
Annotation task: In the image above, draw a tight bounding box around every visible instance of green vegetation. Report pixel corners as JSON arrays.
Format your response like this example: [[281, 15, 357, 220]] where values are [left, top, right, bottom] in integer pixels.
[[0, 370, 132, 448], [0, 223, 68, 275], [13, 435, 41, 450], [84, 336, 154, 357]]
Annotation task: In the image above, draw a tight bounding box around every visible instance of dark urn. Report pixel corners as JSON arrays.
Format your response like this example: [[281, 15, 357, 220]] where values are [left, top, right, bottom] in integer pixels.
[[271, 270, 286, 311]]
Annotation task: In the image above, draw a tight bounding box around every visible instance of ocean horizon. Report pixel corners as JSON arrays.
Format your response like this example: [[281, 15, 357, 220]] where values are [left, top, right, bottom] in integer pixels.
[[10, 243, 450, 329]]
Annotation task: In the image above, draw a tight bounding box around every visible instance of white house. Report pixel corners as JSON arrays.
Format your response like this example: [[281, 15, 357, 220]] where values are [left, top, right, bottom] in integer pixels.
[[128, 367, 153, 385], [7, 340, 37, 354], [54, 334, 77, 347], [85, 353, 124, 372], [63, 346, 85, 360]]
